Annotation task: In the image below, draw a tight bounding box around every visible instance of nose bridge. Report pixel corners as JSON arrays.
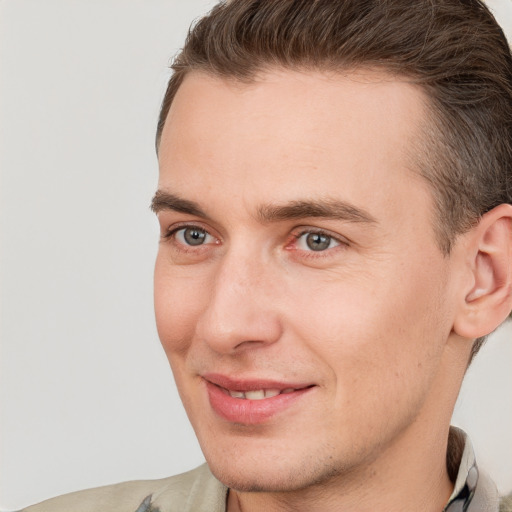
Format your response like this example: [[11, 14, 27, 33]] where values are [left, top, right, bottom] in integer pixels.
[[218, 244, 262, 295], [195, 243, 282, 353]]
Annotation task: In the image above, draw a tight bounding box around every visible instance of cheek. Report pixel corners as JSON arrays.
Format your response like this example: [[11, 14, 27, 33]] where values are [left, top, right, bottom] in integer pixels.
[[153, 255, 207, 355], [286, 257, 450, 390]]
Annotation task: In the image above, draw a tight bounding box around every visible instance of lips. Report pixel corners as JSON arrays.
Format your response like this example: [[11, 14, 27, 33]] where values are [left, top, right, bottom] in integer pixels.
[[203, 373, 314, 424]]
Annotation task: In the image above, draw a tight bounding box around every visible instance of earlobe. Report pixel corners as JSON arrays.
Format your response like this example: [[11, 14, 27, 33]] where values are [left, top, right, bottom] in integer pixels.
[[453, 203, 512, 339]]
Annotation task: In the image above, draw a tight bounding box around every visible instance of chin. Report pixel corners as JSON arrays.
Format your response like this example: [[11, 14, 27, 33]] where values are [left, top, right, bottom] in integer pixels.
[[204, 449, 345, 493], [210, 465, 302, 493]]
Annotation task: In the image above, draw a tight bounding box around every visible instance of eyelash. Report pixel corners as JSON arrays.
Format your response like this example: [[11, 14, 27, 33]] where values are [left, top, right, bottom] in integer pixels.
[[163, 224, 217, 251], [288, 228, 348, 258], [162, 224, 348, 257]]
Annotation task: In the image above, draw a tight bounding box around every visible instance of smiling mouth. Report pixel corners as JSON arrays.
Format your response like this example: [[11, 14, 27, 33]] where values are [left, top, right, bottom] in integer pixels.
[[204, 377, 315, 423]]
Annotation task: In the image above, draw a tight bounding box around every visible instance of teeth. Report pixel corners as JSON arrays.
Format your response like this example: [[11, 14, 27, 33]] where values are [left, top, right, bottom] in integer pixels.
[[244, 390, 266, 400], [226, 388, 295, 400]]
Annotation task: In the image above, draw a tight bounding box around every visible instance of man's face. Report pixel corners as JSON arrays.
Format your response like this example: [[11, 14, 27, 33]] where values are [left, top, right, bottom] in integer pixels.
[[154, 70, 462, 491]]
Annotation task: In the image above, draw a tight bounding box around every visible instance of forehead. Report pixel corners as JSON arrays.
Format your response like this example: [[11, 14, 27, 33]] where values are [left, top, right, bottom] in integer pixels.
[[158, 69, 431, 226]]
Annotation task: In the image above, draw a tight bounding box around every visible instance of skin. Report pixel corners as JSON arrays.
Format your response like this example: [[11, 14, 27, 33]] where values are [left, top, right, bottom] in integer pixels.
[[153, 69, 483, 511]]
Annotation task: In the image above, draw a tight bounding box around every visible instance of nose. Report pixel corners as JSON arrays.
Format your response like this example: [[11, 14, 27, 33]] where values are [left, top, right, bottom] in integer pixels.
[[194, 250, 283, 354]]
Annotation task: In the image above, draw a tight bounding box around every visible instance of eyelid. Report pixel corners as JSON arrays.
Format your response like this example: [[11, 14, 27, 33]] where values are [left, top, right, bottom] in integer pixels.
[[163, 221, 207, 237], [293, 227, 349, 245]]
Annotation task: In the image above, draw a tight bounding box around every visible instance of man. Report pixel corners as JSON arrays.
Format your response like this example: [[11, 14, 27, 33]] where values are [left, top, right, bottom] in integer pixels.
[[22, 0, 512, 511]]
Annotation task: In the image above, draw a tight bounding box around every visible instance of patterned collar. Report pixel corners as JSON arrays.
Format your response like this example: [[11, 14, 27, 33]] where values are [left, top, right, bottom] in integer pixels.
[[444, 427, 500, 512]]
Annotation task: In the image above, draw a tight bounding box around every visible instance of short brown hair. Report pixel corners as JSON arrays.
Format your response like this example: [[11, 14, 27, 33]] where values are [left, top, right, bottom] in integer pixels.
[[156, 0, 512, 357]]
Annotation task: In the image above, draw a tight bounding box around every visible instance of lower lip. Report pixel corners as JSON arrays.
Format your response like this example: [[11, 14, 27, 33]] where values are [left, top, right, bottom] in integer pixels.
[[205, 381, 312, 424]]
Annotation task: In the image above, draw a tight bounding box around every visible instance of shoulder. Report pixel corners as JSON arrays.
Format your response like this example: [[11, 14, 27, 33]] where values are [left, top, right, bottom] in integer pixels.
[[20, 464, 228, 512], [500, 494, 512, 512]]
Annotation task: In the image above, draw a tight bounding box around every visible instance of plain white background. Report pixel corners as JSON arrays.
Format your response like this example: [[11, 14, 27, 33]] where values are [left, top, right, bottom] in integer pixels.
[[0, 0, 511, 509]]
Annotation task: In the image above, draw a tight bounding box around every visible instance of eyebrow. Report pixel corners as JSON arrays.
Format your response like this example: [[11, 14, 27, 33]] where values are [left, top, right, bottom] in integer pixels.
[[256, 199, 377, 224], [151, 190, 377, 225], [151, 191, 207, 217]]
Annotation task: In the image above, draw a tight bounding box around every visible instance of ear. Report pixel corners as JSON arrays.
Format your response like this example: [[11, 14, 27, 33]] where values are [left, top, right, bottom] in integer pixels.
[[453, 203, 512, 339]]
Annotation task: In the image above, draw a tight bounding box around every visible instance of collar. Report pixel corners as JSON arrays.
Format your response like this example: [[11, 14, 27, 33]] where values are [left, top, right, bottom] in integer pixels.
[[444, 427, 500, 512]]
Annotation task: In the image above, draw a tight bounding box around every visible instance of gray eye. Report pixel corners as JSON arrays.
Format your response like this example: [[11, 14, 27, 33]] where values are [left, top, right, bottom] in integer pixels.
[[182, 227, 208, 246], [305, 232, 332, 251]]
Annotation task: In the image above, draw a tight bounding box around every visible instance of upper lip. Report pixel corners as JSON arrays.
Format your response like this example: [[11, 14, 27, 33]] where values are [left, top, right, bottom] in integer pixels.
[[202, 373, 314, 392]]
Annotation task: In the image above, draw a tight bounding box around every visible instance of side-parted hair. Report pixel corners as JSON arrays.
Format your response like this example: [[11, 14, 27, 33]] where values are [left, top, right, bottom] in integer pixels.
[[156, 0, 512, 359]]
